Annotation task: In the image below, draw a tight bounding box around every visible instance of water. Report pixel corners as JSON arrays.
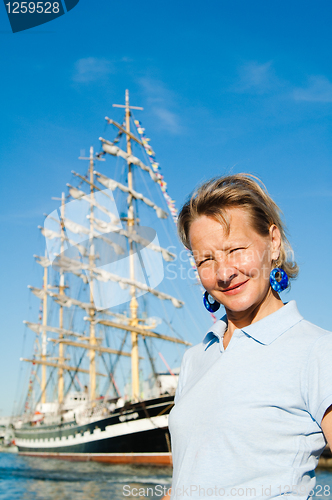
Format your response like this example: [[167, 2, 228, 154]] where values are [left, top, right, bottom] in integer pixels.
[[1, 453, 332, 500], [0, 453, 172, 500]]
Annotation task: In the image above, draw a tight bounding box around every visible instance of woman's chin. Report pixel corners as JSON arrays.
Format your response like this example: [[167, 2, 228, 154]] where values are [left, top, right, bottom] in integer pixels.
[[221, 291, 266, 314], [223, 300, 255, 314]]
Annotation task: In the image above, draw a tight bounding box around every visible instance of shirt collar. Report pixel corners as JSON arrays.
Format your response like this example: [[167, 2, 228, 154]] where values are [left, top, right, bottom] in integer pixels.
[[202, 300, 303, 346]]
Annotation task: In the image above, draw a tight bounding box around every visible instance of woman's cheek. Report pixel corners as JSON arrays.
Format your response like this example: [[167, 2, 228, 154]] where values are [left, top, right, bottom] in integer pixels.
[[237, 254, 257, 276], [198, 265, 214, 286]]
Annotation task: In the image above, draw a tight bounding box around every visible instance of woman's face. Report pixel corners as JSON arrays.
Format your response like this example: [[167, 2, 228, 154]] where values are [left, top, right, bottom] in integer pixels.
[[189, 207, 281, 314]]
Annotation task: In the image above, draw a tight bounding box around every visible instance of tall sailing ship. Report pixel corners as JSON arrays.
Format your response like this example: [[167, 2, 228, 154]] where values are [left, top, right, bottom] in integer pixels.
[[13, 91, 208, 464]]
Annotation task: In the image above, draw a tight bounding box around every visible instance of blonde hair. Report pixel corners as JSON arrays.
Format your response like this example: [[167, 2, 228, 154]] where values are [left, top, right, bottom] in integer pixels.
[[178, 173, 298, 281]]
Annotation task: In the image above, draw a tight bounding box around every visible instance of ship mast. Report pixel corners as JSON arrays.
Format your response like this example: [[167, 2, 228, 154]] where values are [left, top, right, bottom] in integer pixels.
[[88, 146, 97, 403], [76, 146, 98, 402], [41, 250, 48, 404], [113, 90, 143, 401], [58, 192, 66, 405]]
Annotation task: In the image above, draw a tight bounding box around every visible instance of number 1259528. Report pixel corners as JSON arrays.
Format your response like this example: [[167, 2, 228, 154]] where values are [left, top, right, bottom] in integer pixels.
[[5, 2, 60, 13]]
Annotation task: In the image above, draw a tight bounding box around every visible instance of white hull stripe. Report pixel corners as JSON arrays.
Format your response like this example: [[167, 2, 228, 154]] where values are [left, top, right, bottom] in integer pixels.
[[16, 415, 169, 450]]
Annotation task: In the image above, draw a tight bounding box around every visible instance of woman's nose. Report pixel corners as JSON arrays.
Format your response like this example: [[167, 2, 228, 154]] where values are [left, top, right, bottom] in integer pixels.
[[215, 260, 236, 283]]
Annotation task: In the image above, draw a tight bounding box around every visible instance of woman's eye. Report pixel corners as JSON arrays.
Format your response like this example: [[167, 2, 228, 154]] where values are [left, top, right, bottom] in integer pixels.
[[198, 257, 213, 267], [230, 247, 244, 254]]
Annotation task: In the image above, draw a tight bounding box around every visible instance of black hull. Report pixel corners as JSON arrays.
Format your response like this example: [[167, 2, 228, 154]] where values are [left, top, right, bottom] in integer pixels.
[[15, 395, 173, 460], [18, 426, 170, 454]]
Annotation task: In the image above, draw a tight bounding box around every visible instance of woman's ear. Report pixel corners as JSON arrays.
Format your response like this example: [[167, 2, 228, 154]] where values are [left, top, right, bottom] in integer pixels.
[[269, 224, 281, 261]]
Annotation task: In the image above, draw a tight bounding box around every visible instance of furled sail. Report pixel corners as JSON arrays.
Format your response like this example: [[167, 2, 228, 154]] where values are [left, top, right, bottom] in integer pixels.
[[48, 338, 131, 357], [28, 285, 130, 322], [94, 171, 168, 219], [39, 226, 87, 256], [67, 180, 120, 225], [48, 290, 130, 322], [34, 254, 89, 282], [68, 177, 120, 225], [68, 186, 85, 200], [34, 254, 51, 267], [28, 286, 46, 300], [61, 218, 89, 235], [99, 138, 158, 183], [23, 321, 86, 339], [21, 358, 107, 377], [92, 216, 175, 262], [93, 267, 184, 308], [61, 217, 124, 255]]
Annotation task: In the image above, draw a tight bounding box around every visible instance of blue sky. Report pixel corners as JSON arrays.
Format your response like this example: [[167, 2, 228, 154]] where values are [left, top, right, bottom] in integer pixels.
[[1, 0, 332, 416]]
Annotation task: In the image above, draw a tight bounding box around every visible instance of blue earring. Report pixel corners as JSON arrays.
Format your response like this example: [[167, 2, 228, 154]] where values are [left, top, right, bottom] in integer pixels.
[[270, 267, 289, 292], [203, 291, 220, 312]]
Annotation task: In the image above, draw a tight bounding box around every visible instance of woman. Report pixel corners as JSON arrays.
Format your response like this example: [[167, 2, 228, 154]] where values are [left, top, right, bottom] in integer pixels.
[[165, 174, 332, 500]]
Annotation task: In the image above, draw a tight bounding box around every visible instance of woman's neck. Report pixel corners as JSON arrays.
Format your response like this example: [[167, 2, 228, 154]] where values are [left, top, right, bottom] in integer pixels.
[[225, 290, 284, 338]]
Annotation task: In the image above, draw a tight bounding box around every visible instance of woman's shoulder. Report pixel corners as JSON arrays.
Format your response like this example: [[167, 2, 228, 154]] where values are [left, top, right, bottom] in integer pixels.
[[294, 313, 332, 340], [281, 301, 331, 344], [301, 319, 331, 334], [287, 314, 332, 366], [299, 318, 332, 347]]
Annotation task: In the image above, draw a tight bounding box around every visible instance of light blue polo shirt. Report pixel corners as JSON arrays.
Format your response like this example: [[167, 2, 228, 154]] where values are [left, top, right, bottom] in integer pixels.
[[168, 301, 332, 500]]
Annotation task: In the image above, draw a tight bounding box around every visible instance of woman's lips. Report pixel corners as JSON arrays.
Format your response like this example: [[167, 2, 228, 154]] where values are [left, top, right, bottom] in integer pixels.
[[221, 279, 249, 295]]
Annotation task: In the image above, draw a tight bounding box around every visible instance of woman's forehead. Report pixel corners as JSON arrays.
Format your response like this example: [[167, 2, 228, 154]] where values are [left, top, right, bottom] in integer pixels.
[[189, 208, 268, 250], [191, 208, 252, 234]]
